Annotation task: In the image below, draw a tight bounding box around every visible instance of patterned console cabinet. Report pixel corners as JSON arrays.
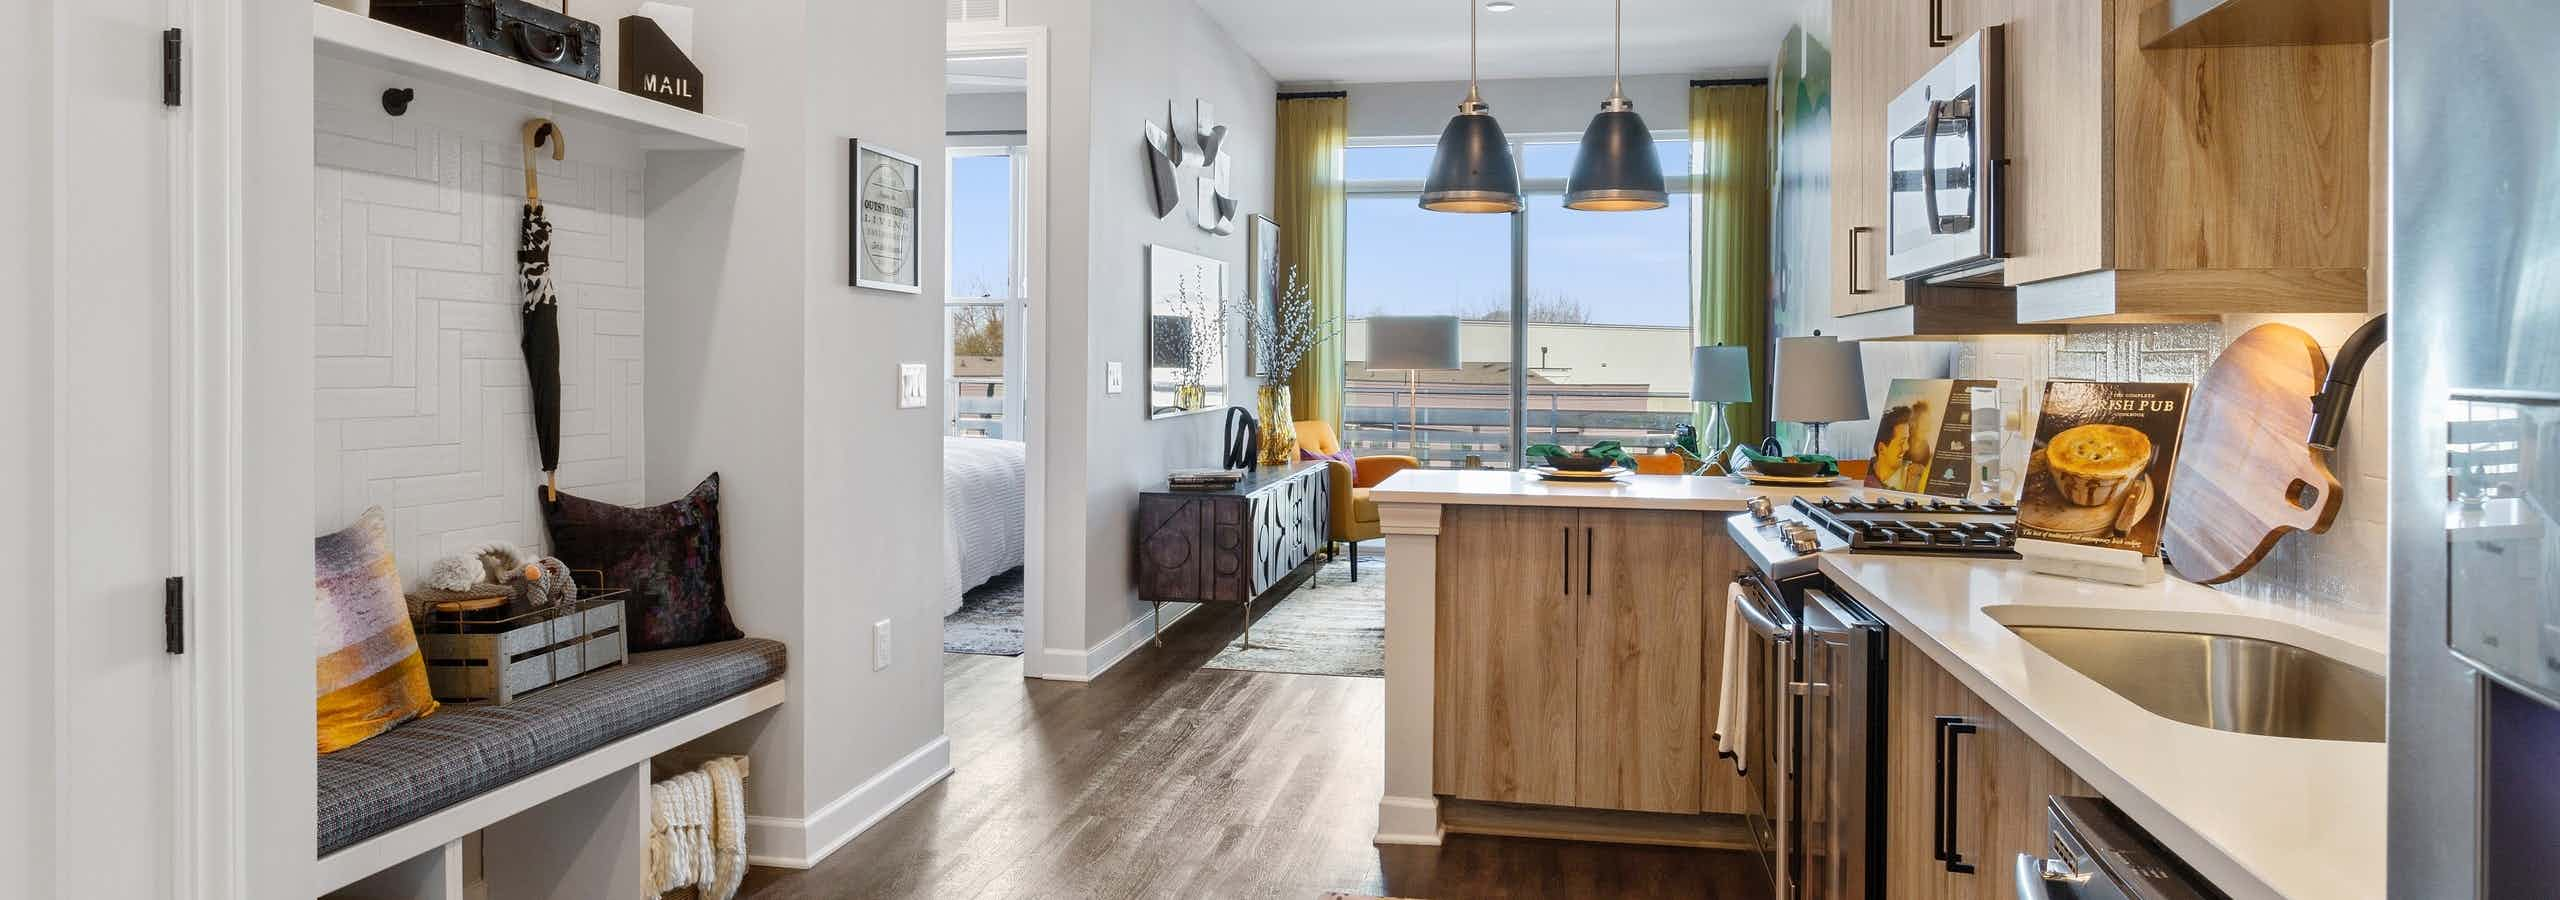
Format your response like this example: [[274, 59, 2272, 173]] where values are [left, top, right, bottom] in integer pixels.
[[1136, 461, 1332, 641]]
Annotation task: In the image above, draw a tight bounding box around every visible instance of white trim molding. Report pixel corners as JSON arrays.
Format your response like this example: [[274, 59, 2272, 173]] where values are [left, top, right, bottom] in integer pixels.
[[1377, 501, 1443, 846], [1035, 600, 1201, 683], [745, 734, 954, 869]]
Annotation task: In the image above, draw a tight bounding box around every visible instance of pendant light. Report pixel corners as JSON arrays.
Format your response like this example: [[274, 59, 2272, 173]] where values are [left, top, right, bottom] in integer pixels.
[[1419, 0, 1522, 213], [1564, 0, 1669, 211]]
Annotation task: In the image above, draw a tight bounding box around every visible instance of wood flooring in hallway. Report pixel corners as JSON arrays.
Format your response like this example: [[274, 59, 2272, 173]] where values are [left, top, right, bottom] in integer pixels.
[[736, 609, 1770, 900]]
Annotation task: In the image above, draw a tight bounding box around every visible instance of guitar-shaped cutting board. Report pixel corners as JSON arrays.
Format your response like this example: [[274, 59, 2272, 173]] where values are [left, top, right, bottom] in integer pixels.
[[2162, 324, 2345, 584]]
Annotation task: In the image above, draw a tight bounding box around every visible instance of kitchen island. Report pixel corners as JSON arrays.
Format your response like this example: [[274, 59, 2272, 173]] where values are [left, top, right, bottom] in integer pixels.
[[1369, 468, 2385, 900]]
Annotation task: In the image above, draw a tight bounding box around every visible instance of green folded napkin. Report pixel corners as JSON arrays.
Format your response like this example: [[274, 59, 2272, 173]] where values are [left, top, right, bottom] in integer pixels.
[[1737, 444, 1840, 476]]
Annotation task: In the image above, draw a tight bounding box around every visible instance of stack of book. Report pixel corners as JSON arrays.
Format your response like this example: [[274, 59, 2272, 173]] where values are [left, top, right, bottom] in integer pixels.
[[1165, 468, 1247, 491]]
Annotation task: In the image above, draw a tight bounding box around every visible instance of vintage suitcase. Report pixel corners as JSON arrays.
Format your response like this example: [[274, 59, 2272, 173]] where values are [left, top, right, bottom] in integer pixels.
[[371, 0, 603, 83]]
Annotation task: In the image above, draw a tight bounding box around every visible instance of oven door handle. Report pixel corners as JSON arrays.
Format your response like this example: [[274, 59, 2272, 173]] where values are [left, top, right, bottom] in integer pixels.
[[1732, 574, 1795, 639]]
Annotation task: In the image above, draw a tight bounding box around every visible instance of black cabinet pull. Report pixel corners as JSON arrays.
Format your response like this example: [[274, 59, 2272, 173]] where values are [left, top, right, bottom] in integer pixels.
[[1848, 226, 1876, 295], [1931, 716, 1950, 863], [1561, 527, 1572, 595], [1936, 715, 1980, 874], [1584, 527, 1594, 595], [1929, 0, 1952, 46]]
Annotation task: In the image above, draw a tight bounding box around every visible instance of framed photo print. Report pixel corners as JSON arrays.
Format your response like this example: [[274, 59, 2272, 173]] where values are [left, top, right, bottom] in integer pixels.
[[849, 139, 922, 293]]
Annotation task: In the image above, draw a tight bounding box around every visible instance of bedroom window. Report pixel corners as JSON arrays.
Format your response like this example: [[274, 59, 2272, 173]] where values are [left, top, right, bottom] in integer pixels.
[[947, 145, 1028, 438], [1342, 136, 1698, 468]]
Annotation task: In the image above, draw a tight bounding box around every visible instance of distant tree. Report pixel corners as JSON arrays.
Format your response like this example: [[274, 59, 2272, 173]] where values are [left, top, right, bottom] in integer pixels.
[[951, 306, 1004, 356], [1465, 291, 1591, 324]]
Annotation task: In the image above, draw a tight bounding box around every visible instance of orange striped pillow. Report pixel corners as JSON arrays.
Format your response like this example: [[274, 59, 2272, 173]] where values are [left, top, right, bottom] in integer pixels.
[[315, 508, 438, 753]]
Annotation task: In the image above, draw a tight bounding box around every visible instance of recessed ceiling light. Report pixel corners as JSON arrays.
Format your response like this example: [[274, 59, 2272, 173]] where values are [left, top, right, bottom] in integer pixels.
[[1485, 1, 1517, 11]]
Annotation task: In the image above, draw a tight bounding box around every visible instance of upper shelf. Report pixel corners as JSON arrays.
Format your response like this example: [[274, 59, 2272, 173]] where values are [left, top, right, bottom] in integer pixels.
[[313, 5, 747, 151]]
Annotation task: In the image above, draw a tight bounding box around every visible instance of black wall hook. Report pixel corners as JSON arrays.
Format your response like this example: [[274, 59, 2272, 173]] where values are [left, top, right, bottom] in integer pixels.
[[381, 87, 415, 116]]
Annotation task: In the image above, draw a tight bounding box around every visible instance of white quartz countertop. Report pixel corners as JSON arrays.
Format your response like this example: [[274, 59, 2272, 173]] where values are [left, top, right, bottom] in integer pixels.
[[1817, 554, 2387, 900], [1369, 468, 1846, 511]]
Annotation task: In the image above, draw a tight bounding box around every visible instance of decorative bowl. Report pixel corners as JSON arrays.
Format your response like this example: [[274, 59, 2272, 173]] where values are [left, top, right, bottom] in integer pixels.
[[1749, 458, 1828, 478], [1541, 453, 1616, 472]]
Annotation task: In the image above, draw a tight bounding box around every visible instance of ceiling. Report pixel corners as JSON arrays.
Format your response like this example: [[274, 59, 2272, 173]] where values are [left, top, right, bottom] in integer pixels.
[[1192, 0, 1798, 85]]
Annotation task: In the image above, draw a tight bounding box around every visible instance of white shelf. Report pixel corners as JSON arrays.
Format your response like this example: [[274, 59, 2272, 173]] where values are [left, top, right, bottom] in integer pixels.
[[313, 5, 747, 151]]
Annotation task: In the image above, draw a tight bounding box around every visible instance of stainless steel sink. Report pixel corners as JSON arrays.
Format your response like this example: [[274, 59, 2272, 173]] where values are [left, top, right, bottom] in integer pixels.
[[2007, 626, 2385, 743]]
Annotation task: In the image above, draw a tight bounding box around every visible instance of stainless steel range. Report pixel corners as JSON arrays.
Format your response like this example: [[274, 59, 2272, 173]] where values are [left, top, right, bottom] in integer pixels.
[[1722, 492, 2022, 900]]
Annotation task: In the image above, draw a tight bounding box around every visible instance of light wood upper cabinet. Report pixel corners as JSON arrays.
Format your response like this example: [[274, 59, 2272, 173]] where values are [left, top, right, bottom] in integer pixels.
[[1832, 0, 2376, 326], [1434, 506, 1744, 817]]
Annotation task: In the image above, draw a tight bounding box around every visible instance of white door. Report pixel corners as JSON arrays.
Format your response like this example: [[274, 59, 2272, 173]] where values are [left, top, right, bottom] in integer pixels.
[[4, 0, 192, 895]]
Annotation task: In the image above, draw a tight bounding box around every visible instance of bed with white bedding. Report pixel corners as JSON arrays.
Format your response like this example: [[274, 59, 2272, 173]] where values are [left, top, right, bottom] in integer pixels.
[[943, 436, 1027, 617]]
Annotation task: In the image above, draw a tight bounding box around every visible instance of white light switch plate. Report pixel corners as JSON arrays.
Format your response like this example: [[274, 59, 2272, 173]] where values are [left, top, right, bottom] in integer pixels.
[[897, 363, 927, 409], [1106, 361, 1125, 395], [872, 619, 892, 671]]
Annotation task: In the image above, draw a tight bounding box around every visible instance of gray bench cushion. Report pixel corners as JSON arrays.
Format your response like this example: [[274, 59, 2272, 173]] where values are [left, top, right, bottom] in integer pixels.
[[317, 637, 785, 855]]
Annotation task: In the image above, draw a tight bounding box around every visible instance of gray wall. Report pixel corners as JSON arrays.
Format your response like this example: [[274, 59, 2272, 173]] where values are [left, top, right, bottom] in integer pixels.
[[1008, 0, 1280, 658], [644, 0, 950, 850]]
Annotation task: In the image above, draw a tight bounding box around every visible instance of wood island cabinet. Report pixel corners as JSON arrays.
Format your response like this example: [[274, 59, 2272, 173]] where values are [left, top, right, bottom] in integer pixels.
[[1884, 632, 2091, 900], [1432, 505, 1752, 817]]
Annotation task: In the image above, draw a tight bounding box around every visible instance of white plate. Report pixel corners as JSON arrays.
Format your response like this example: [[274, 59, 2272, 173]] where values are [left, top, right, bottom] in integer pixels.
[[1532, 466, 1630, 482]]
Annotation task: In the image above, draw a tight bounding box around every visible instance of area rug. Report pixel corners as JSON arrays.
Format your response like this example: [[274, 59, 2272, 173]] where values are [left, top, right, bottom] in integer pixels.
[[943, 567, 1024, 656], [1204, 551, 1385, 678]]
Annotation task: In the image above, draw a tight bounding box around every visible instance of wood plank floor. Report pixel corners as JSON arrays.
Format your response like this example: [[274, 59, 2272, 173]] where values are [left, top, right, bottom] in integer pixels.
[[738, 609, 1771, 900]]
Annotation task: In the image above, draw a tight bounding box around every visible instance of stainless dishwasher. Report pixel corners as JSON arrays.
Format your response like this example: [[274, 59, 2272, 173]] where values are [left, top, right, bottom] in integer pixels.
[[2015, 796, 2226, 900]]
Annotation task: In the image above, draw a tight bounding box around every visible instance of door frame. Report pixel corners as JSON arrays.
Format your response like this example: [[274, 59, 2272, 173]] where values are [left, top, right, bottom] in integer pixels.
[[947, 23, 1059, 678]]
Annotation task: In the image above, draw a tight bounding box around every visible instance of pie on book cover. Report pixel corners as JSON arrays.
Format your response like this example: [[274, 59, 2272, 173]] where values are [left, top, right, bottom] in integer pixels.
[[2017, 380, 2192, 554]]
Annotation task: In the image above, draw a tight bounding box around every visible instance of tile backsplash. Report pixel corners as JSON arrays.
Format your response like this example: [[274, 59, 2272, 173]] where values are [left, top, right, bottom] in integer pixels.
[[1941, 317, 2391, 616]]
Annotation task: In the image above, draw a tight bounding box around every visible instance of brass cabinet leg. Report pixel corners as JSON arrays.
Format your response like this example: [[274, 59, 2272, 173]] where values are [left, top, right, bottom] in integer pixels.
[[1151, 600, 1164, 648]]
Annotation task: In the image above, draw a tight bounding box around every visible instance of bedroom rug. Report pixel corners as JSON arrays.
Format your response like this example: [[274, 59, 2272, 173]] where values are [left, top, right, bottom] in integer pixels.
[[1203, 552, 1385, 678], [943, 567, 1024, 656]]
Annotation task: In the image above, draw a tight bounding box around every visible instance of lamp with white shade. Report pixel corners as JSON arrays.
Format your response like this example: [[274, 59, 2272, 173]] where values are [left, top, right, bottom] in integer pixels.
[[1366, 315, 1463, 458], [1773, 334, 1868, 457], [1689, 345, 1753, 473]]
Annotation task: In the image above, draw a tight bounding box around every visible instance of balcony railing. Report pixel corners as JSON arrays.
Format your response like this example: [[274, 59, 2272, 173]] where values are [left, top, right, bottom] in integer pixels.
[[1342, 384, 1692, 468]]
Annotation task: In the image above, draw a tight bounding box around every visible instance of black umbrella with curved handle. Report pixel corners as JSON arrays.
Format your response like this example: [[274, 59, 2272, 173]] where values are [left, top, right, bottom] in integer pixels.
[[521, 119, 564, 500]]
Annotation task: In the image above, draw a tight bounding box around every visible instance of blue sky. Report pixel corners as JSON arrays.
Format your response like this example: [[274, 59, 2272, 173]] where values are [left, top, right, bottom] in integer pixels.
[[948, 141, 1697, 328]]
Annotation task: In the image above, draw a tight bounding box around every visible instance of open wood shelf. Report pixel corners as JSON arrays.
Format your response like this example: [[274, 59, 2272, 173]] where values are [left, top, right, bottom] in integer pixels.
[[313, 5, 747, 151]]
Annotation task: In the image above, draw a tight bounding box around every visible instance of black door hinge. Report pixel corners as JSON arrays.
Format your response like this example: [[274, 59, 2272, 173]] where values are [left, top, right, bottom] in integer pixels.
[[162, 28, 182, 107], [165, 576, 185, 654]]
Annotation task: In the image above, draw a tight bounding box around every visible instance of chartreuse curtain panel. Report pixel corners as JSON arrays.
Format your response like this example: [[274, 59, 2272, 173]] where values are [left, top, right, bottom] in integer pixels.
[[1275, 94, 1349, 428], [1692, 81, 1773, 451]]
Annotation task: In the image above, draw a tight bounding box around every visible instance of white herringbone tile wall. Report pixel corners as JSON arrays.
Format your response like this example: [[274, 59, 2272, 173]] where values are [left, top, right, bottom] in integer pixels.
[[314, 99, 647, 586]]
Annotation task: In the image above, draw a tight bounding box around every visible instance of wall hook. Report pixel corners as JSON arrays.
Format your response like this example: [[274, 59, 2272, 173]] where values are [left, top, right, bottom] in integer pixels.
[[381, 87, 415, 116]]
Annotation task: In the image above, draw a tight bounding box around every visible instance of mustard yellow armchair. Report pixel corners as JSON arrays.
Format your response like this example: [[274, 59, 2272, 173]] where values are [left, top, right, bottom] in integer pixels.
[[1294, 420, 1418, 580]]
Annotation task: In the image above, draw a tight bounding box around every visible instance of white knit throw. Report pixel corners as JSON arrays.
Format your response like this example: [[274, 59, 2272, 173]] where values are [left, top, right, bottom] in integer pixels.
[[645, 757, 748, 900]]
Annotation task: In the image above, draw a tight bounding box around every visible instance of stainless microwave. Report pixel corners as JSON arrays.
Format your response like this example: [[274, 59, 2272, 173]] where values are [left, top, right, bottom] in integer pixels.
[[1885, 26, 2004, 284]]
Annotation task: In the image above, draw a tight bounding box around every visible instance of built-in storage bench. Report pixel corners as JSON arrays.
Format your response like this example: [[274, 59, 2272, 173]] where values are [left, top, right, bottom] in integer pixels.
[[318, 639, 786, 899]]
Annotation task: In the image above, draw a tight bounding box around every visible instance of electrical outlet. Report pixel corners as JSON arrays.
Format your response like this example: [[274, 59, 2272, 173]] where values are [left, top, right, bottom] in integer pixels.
[[872, 619, 892, 671], [1106, 361, 1125, 395], [897, 363, 927, 409]]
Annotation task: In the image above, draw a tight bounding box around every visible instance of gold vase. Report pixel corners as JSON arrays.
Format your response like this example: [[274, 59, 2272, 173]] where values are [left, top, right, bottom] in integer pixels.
[[1176, 383, 1205, 410], [1257, 384, 1297, 467]]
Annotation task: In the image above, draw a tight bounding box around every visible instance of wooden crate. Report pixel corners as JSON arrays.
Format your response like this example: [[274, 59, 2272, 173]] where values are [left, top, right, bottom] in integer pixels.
[[420, 592, 627, 705]]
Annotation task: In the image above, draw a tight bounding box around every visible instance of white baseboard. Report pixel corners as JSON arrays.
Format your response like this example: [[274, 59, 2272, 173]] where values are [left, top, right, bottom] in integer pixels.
[[1034, 600, 1200, 682], [1375, 795, 1445, 846], [744, 735, 953, 869]]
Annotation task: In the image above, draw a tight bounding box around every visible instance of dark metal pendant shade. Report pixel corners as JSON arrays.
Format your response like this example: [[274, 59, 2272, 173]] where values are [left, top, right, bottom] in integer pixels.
[[1421, 103, 1522, 213], [1564, 104, 1668, 211]]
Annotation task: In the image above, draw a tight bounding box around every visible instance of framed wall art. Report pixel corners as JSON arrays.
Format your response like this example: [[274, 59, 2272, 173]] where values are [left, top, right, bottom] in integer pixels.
[[1246, 214, 1280, 376], [850, 139, 922, 293]]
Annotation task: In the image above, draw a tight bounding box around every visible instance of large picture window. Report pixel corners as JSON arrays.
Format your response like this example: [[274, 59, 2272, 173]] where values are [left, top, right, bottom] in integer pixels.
[[946, 146, 1027, 438], [1343, 136, 1699, 468]]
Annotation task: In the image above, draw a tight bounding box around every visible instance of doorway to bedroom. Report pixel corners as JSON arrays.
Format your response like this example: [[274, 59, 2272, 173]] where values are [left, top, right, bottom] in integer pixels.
[[941, 47, 1037, 660]]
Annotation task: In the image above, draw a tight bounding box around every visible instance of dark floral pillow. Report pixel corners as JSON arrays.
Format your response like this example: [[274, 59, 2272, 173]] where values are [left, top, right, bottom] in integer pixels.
[[540, 473, 742, 651]]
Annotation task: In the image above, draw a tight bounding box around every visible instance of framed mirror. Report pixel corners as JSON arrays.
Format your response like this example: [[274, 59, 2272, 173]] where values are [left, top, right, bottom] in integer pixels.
[[1147, 245, 1228, 418]]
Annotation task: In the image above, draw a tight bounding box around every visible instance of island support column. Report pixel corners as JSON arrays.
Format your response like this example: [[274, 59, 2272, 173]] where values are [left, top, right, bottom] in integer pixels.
[[1376, 501, 1445, 845]]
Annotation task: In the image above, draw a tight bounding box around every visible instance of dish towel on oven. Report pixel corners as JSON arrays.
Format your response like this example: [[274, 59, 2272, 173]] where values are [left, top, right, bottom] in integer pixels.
[[1715, 583, 1750, 774]]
